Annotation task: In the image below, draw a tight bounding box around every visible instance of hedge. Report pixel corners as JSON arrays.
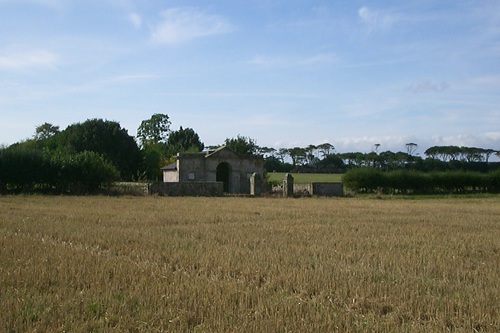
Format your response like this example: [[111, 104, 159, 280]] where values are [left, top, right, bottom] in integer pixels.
[[343, 168, 500, 194], [0, 148, 119, 194]]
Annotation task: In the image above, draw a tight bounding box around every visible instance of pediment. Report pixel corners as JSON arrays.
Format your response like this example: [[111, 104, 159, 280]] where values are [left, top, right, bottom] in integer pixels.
[[205, 146, 241, 160]]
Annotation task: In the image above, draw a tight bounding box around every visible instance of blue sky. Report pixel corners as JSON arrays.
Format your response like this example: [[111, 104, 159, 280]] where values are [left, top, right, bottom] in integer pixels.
[[1, 0, 499, 155]]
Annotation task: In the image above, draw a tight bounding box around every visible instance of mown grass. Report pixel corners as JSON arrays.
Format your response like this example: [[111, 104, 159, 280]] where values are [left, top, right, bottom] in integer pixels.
[[267, 172, 343, 184], [1, 195, 500, 332]]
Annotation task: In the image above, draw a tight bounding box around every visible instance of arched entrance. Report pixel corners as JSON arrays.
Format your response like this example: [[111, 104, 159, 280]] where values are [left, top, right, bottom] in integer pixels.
[[216, 162, 231, 192]]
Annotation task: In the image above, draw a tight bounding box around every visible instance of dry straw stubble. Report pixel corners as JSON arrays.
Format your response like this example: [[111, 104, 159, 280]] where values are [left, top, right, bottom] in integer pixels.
[[1, 195, 499, 332]]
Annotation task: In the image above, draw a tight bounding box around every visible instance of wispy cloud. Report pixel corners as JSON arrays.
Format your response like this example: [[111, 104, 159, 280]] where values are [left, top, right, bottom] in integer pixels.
[[358, 6, 398, 32], [249, 53, 337, 68], [0, 50, 59, 71], [128, 13, 142, 28], [150, 7, 232, 44], [408, 81, 449, 93], [470, 75, 500, 87]]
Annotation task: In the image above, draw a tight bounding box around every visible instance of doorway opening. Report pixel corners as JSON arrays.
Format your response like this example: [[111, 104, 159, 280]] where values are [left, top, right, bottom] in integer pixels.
[[216, 162, 231, 192]]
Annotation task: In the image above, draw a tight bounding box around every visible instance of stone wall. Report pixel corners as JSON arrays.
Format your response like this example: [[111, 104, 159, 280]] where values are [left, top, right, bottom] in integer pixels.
[[149, 182, 223, 197], [292, 182, 344, 196], [309, 182, 344, 196]]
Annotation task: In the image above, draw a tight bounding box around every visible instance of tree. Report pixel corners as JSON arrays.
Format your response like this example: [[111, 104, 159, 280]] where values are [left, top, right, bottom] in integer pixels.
[[34, 122, 60, 140], [316, 154, 345, 172], [317, 143, 335, 157], [224, 135, 258, 155], [141, 144, 164, 181], [257, 147, 276, 158], [462, 147, 484, 162], [338, 152, 358, 167], [137, 113, 171, 147], [287, 147, 307, 167], [166, 127, 204, 156], [482, 149, 496, 163], [277, 148, 289, 163], [424, 146, 440, 160], [405, 143, 418, 156], [55, 119, 141, 180]]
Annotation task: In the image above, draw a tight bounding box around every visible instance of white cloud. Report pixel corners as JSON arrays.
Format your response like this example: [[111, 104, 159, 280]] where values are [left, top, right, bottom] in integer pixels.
[[432, 133, 500, 149], [151, 7, 232, 44], [0, 50, 59, 71], [128, 13, 142, 28], [358, 6, 398, 32]]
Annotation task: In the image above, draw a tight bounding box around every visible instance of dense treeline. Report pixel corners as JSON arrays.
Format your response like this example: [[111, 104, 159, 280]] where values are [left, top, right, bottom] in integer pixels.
[[0, 119, 139, 193], [0, 116, 205, 194], [260, 144, 499, 174], [343, 168, 500, 194], [1, 115, 499, 194]]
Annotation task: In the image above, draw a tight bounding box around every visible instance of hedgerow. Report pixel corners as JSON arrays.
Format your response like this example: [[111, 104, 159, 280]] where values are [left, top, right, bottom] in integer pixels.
[[343, 168, 500, 194], [0, 147, 119, 194]]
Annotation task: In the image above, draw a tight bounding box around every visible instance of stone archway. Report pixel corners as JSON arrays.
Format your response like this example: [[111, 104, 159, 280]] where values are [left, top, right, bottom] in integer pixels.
[[216, 162, 231, 192]]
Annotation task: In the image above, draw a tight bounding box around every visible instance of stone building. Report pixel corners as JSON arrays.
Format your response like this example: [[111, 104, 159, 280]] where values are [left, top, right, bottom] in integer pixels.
[[161, 146, 264, 194]]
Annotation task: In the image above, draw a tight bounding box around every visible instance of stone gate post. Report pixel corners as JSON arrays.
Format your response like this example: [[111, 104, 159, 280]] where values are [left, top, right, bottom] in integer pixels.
[[250, 172, 262, 196], [283, 173, 294, 197]]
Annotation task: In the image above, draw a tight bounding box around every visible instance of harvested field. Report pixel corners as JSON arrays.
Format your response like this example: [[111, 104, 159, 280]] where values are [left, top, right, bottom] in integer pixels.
[[1, 195, 499, 332]]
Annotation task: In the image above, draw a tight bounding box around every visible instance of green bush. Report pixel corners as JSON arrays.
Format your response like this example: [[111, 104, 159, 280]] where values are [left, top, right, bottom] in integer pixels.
[[343, 168, 387, 193]]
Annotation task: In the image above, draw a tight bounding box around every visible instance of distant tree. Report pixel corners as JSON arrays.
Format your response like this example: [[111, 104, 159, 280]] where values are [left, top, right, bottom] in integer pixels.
[[137, 113, 171, 147], [338, 152, 358, 167], [34, 122, 60, 140], [482, 149, 496, 163], [305, 144, 318, 165], [365, 151, 379, 167], [263, 156, 293, 173], [424, 146, 440, 160], [373, 143, 381, 153], [462, 147, 484, 162], [224, 135, 258, 155], [317, 143, 335, 157], [316, 154, 345, 172], [445, 146, 462, 161], [287, 147, 307, 167], [258, 147, 276, 158], [166, 127, 204, 156], [277, 148, 289, 163], [405, 143, 418, 156]]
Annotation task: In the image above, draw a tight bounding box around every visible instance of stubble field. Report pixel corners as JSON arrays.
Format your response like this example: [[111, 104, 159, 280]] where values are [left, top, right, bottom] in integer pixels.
[[1, 195, 499, 332]]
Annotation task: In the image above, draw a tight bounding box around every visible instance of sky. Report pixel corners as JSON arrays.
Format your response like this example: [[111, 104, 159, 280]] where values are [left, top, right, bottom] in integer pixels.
[[1, 0, 499, 156]]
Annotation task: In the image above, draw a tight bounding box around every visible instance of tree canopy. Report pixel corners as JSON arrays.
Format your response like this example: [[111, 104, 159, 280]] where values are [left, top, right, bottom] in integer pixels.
[[137, 113, 171, 147], [34, 122, 60, 140], [52, 119, 141, 180], [224, 135, 258, 155], [166, 127, 204, 155]]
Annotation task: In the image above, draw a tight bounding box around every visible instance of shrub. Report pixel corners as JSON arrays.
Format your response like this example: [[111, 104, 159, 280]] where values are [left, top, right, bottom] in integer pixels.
[[52, 151, 120, 193], [343, 168, 387, 193]]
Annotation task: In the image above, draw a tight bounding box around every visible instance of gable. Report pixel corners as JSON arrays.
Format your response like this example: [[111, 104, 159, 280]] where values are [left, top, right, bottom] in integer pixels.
[[205, 146, 242, 160]]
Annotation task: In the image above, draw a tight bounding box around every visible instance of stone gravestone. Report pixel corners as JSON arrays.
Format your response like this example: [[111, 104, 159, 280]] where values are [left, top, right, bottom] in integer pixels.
[[283, 173, 294, 197], [250, 172, 262, 196]]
